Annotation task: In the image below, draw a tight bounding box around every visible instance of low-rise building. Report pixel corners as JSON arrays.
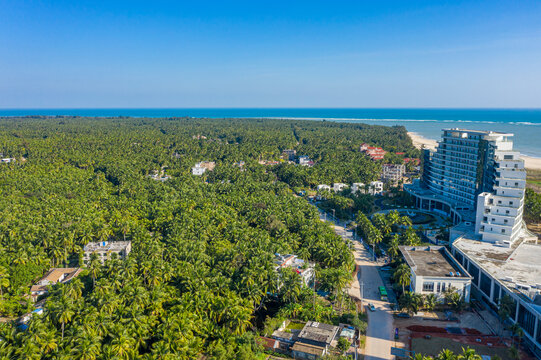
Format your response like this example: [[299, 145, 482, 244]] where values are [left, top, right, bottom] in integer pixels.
[[351, 181, 384, 195], [1, 158, 15, 164], [399, 246, 472, 302], [452, 237, 541, 356], [292, 321, 340, 359], [192, 161, 216, 175], [360, 143, 386, 161], [333, 183, 349, 192], [317, 184, 331, 192], [30, 268, 82, 301], [382, 164, 406, 184], [274, 253, 314, 286], [298, 156, 315, 167], [283, 149, 297, 161], [83, 241, 132, 265]]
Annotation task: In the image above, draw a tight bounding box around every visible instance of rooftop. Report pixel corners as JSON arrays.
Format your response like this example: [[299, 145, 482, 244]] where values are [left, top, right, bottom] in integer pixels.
[[291, 342, 326, 356], [400, 246, 470, 278], [297, 321, 340, 346], [453, 237, 541, 294], [83, 241, 131, 252]]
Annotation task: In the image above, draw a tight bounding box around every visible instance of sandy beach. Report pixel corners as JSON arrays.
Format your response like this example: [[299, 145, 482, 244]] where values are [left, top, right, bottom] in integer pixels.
[[408, 132, 541, 171]]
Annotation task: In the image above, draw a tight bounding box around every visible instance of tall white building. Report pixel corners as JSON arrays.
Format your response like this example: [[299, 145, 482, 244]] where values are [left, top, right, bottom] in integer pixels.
[[406, 128, 526, 246]]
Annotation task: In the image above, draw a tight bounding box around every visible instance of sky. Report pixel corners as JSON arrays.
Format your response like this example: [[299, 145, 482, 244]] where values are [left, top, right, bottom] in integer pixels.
[[1, 0, 541, 108]]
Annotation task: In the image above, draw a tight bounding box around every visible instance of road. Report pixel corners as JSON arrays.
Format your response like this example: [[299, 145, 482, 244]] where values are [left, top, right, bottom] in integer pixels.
[[317, 209, 394, 360]]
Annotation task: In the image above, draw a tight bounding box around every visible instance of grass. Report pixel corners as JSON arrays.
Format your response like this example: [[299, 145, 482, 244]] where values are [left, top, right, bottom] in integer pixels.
[[412, 337, 512, 359]]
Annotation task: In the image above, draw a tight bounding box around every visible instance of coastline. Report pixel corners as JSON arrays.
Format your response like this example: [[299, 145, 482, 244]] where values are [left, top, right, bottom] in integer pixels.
[[408, 131, 541, 171]]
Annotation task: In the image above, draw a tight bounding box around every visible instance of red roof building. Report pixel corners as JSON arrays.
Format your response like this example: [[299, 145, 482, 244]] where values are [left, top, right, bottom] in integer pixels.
[[360, 143, 387, 161]]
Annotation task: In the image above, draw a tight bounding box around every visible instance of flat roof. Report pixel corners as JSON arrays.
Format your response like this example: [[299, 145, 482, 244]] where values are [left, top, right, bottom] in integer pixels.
[[291, 342, 326, 356], [453, 237, 541, 289], [400, 246, 470, 278], [297, 321, 339, 346], [84, 241, 131, 252]]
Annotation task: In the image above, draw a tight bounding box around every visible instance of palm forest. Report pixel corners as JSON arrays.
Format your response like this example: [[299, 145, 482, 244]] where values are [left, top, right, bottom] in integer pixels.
[[0, 116, 415, 359]]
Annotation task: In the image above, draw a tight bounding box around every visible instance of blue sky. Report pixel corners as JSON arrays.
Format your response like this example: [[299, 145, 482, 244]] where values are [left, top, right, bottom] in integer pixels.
[[1, 0, 541, 108]]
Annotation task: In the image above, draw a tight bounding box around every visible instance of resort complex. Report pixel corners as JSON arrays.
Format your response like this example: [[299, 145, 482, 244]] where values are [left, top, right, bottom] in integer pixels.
[[406, 128, 541, 356]]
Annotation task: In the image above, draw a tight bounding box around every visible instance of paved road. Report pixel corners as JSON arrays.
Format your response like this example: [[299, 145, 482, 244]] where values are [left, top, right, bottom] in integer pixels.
[[317, 209, 394, 360]]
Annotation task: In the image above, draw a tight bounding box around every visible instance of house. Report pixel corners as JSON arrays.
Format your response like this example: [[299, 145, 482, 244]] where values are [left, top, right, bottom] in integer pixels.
[[382, 164, 406, 184], [83, 241, 132, 265], [291, 342, 326, 359], [351, 181, 383, 195], [399, 246, 472, 302], [282, 149, 297, 161], [317, 184, 331, 192], [1, 158, 15, 164], [298, 156, 314, 167], [332, 183, 349, 192], [30, 268, 82, 301], [233, 161, 245, 169], [360, 143, 386, 161], [369, 181, 384, 195], [274, 254, 314, 286], [192, 161, 216, 175], [291, 321, 340, 359]]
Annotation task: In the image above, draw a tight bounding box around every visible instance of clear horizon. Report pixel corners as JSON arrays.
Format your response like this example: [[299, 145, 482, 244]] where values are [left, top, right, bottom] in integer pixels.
[[2, 1, 541, 108]]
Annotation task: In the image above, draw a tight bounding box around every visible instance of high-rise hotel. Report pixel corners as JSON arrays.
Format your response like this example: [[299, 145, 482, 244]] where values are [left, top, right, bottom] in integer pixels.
[[415, 128, 526, 245], [406, 129, 541, 357]]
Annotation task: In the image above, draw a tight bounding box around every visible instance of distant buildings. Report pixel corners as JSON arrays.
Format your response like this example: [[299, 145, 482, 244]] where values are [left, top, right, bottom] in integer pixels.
[[317, 184, 331, 192], [332, 183, 349, 192], [274, 253, 314, 286], [282, 149, 297, 161], [192, 161, 216, 175], [83, 241, 132, 265], [360, 143, 386, 161], [351, 181, 384, 195], [382, 164, 406, 184], [298, 155, 315, 167], [399, 246, 472, 302], [30, 268, 82, 301]]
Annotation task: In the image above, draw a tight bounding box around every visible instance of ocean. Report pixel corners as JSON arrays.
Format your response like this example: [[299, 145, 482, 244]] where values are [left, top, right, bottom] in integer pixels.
[[1, 108, 541, 157]]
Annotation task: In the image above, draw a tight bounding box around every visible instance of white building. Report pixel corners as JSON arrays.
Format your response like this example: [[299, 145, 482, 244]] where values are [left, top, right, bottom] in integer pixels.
[[405, 129, 526, 246], [317, 184, 331, 191], [83, 241, 132, 265], [452, 238, 541, 357], [332, 183, 349, 192], [1, 158, 15, 164], [192, 161, 216, 176], [351, 181, 383, 195], [274, 254, 314, 286], [400, 246, 472, 302], [382, 164, 405, 184]]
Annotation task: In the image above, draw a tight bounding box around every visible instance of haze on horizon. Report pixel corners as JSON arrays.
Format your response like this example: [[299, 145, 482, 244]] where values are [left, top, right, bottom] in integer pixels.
[[2, 0, 541, 109]]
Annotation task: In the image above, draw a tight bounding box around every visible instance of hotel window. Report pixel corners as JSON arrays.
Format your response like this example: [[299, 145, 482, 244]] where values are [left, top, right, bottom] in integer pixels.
[[437, 283, 441, 292], [441, 283, 446, 292], [501, 229, 505, 233], [423, 282, 434, 292], [506, 210, 510, 214]]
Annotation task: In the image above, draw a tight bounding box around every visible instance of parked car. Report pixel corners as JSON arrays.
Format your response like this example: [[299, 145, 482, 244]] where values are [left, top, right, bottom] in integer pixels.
[[368, 303, 376, 312], [395, 312, 411, 318]]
